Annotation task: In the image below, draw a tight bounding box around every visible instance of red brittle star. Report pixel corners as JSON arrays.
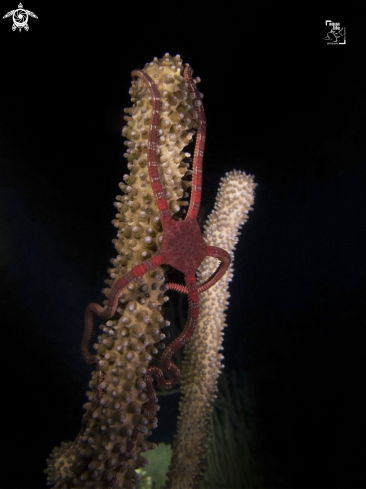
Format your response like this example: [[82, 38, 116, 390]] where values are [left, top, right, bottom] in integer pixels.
[[81, 65, 231, 458]]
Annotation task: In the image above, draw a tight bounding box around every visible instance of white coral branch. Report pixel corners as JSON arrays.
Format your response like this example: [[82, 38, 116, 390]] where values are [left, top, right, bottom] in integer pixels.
[[166, 170, 257, 489]]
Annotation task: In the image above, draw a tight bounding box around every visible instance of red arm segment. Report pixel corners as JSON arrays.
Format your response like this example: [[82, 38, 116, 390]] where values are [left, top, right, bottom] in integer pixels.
[[82, 254, 164, 365], [184, 66, 206, 220], [131, 70, 172, 226], [167, 246, 231, 295]]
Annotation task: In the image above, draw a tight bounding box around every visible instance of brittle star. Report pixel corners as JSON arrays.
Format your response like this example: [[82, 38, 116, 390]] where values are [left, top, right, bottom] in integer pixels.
[[81, 65, 231, 457]]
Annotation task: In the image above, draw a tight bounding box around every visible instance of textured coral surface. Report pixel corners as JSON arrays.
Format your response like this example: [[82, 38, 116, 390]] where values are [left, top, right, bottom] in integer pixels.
[[166, 171, 256, 488], [45, 53, 198, 489]]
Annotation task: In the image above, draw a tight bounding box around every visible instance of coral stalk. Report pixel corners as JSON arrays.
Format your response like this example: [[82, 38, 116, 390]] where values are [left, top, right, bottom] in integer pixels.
[[166, 170, 256, 488], [45, 53, 198, 489]]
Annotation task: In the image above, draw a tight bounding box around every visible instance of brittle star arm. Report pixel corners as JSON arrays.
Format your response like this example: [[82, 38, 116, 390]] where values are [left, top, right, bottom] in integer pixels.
[[132, 67, 206, 224], [131, 69, 173, 227], [167, 246, 231, 295], [81, 254, 164, 365], [125, 273, 200, 450], [184, 66, 206, 220], [74, 256, 163, 447]]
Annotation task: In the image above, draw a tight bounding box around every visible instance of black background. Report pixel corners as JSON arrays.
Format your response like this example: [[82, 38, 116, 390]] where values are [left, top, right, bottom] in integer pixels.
[[0, 3, 365, 488]]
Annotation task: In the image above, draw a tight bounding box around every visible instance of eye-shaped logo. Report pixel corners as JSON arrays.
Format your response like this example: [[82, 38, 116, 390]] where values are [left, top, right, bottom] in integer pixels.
[[3, 3, 38, 31]]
